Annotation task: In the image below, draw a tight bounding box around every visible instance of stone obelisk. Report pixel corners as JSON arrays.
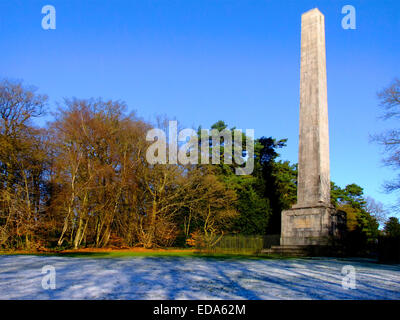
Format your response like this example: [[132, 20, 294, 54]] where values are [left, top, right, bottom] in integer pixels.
[[281, 8, 337, 246]]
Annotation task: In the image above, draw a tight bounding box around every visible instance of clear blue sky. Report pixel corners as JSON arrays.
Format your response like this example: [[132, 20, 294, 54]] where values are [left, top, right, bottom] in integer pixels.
[[0, 0, 399, 210]]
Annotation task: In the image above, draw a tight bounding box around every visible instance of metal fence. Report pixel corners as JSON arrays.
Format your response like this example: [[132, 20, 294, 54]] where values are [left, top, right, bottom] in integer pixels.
[[197, 234, 280, 254]]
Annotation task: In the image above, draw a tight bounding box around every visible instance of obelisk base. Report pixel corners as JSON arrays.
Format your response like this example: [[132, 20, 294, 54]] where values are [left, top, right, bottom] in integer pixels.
[[281, 205, 340, 246]]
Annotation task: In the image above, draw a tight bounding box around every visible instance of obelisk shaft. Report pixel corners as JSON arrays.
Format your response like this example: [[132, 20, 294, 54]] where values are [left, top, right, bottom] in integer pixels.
[[296, 8, 330, 207]]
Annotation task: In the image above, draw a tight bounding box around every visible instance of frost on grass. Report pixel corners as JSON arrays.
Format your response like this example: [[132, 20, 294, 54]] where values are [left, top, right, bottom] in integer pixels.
[[0, 255, 399, 300]]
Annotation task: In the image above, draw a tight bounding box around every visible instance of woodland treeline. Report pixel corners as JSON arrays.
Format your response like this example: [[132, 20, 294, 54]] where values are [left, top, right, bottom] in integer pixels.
[[0, 79, 391, 251]]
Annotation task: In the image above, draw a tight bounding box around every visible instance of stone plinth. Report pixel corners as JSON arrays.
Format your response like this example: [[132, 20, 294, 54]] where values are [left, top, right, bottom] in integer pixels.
[[281, 206, 335, 246]]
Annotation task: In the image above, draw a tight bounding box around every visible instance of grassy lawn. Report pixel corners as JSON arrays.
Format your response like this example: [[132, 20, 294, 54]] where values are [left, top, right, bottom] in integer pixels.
[[0, 248, 287, 260]]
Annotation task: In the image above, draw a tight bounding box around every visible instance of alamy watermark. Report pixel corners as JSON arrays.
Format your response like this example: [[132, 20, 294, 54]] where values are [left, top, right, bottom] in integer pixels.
[[342, 5, 356, 30], [41, 265, 56, 290], [341, 265, 356, 290], [41, 5, 56, 30], [145, 121, 254, 175]]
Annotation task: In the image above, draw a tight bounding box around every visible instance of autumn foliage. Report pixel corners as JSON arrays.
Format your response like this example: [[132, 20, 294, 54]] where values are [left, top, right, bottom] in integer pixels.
[[0, 80, 238, 249]]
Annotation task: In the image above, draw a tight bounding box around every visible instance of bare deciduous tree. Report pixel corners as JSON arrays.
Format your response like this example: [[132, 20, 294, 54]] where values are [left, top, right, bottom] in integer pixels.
[[373, 78, 400, 195], [0, 80, 48, 248]]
